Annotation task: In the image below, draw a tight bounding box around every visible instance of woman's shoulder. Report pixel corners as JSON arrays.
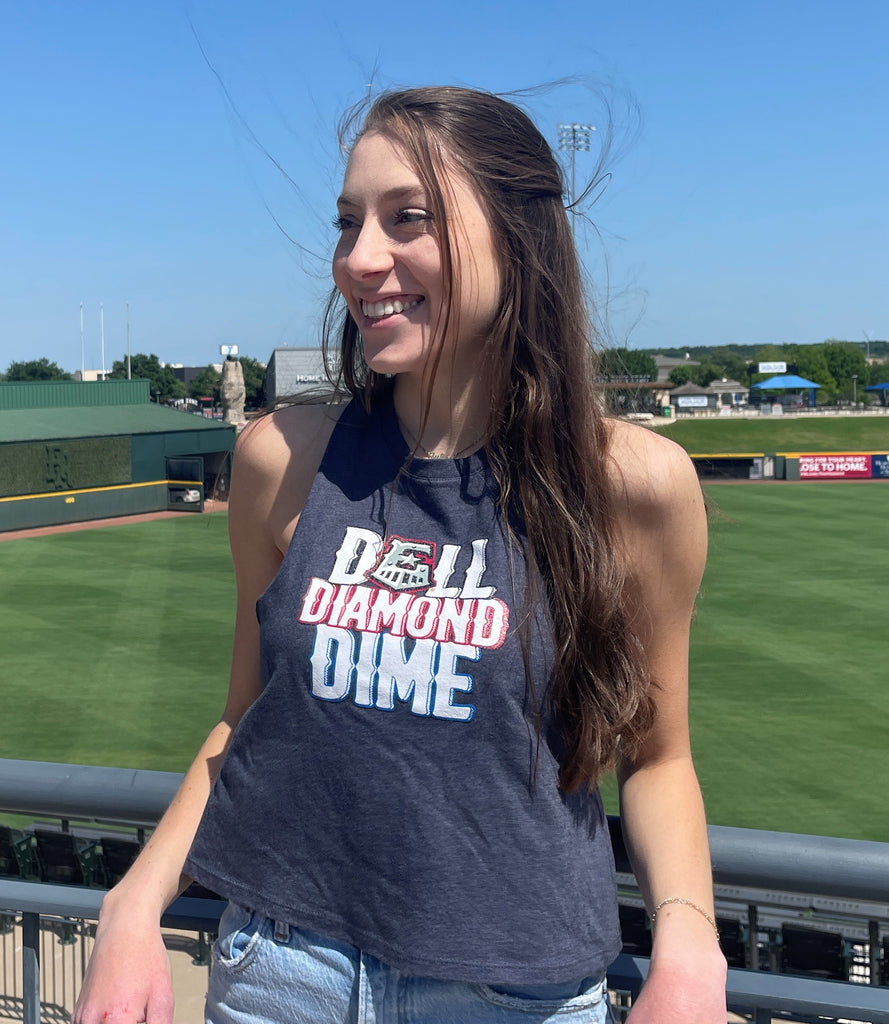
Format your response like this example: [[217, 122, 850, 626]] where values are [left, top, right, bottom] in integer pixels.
[[604, 417, 704, 537], [236, 401, 348, 476], [230, 401, 350, 553]]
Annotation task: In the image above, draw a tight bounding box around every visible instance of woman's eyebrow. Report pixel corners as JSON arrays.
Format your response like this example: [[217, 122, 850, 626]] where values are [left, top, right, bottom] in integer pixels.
[[336, 185, 428, 208]]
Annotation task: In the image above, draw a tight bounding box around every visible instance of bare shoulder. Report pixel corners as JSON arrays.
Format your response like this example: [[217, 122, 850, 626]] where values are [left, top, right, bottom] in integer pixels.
[[235, 402, 345, 474], [605, 418, 703, 523], [231, 402, 347, 555], [604, 418, 707, 587]]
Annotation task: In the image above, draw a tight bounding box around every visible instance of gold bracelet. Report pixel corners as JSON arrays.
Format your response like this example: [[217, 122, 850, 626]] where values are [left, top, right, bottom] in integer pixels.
[[651, 897, 720, 941]]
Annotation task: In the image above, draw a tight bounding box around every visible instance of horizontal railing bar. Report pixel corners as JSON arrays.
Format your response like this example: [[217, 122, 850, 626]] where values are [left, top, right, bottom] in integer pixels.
[[708, 827, 889, 905], [3, 759, 888, 909], [612, 813, 889, 905], [0, 759, 180, 825], [0, 878, 223, 930], [608, 954, 889, 1022], [1, 878, 886, 1019]]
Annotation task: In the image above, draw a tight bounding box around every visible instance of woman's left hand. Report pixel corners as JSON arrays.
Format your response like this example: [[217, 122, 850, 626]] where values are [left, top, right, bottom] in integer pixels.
[[624, 951, 727, 1023]]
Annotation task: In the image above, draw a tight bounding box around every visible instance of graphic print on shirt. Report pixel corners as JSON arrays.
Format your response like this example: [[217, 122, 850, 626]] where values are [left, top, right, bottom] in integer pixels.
[[298, 526, 510, 721]]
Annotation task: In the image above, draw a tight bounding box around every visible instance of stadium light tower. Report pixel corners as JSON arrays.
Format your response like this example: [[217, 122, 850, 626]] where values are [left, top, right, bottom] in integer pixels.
[[557, 122, 596, 237]]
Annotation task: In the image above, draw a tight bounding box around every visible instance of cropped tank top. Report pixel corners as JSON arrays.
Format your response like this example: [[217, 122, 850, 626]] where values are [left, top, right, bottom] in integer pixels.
[[185, 389, 621, 985]]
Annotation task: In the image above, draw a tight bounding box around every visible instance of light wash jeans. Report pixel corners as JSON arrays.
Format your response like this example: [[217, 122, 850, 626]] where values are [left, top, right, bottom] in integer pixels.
[[206, 902, 615, 1024]]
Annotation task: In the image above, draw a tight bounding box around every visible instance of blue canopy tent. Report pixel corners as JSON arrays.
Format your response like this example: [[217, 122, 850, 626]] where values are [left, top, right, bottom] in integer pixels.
[[864, 382, 889, 407], [752, 374, 821, 408]]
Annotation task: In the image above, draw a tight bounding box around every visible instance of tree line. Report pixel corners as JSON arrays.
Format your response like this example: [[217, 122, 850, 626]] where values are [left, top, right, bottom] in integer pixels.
[[7, 337, 888, 407], [599, 339, 889, 402], [2, 354, 267, 409]]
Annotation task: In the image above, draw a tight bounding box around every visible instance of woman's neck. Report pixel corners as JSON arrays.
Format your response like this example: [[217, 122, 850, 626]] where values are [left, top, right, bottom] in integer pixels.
[[392, 369, 490, 460]]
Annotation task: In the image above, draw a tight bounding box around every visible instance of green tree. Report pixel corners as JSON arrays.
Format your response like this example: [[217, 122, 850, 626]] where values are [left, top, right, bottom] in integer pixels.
[[753, 344, 785, 365], [867, 359, 889, 387], [6, 357, 72, 381], [667, 365, 696, 386], [108, 353, 185, 402], [690, 360, 725, 387], [822, 340, 867, 398], [597, 349, 656, 381], [703, 347, 749, 383], [785, 344, 836, 400], [238, 355, 267, 409], [188, 365, 222, 403]]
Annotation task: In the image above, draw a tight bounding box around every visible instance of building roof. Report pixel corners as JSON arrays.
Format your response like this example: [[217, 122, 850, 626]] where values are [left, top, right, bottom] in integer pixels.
[[751, 374, 821, 390], [0, 402, 234, 444], [707, 378, 747, 393], [0, 378, 235, 445]]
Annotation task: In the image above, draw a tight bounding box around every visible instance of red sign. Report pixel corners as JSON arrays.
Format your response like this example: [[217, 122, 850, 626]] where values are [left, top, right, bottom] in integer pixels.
[[799, 454, 872, 479]]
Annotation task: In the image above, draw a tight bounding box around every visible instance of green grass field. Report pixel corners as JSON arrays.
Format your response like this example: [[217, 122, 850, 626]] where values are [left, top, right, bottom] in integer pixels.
[[650, 414, 889, 454], [0, 515, 233, 772], [1, 485, 887, 842]]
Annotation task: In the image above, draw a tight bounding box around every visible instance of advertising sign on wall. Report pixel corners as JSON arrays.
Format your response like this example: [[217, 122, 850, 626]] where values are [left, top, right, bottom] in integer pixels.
[[871, 455, 889, 478], [758, 361, 787, 374], [677, 395, 708, 408], [799, 454, 872, 479]]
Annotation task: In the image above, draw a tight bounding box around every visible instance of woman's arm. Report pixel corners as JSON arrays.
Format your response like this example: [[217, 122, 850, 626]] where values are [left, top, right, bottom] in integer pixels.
[[609, 424, 727, 1023], [73, 405, 339, 1024]]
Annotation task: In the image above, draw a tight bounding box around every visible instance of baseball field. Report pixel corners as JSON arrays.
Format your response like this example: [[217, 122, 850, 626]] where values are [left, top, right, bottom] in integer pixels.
[[1, 459, 886, 841]]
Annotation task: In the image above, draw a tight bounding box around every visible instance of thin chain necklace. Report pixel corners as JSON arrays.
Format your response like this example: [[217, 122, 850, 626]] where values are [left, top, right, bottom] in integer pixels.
[[397, 414, 484, 460]]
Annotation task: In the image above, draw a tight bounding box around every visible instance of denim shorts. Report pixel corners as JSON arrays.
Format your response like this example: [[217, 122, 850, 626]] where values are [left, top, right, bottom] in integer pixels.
[[206, 902, 615, 1024]]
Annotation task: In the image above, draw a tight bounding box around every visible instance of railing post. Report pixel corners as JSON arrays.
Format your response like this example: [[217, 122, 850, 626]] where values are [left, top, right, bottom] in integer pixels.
[[869, 919, 880, 985], [747, 903, 759, 970], [22, 911, 40, 1024]]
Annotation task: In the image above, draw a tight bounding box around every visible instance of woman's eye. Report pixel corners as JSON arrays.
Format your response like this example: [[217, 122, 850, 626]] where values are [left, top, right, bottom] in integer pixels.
[[395, 209, 432, 226], [333, 214, 359, 232]]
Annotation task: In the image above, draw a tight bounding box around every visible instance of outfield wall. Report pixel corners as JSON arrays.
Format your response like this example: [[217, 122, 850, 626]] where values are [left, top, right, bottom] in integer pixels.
[[691, 451, 889, 480], [0, 481, 173, 531], [0, 382, 235, 532]]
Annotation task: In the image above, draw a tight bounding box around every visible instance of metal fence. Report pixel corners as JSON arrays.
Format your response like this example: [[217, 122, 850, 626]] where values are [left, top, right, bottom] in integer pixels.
[[2, 759, 888, 1023]]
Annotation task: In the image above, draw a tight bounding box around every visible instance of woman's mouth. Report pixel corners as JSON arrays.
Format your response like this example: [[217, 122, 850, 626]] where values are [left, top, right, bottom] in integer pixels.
[[360, 296, 424, 320]]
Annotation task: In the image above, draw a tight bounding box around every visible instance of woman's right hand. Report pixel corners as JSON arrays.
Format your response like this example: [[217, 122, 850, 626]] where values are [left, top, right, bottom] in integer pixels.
[[72, 898, 174, 1024]]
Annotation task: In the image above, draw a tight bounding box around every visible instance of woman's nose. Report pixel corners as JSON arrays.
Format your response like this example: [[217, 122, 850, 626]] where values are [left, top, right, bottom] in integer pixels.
[[343, 219, 393, 278]]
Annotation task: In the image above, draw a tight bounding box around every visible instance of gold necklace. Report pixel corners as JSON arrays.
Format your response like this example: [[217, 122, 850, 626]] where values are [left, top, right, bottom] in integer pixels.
[[397, 415, 484, 460]]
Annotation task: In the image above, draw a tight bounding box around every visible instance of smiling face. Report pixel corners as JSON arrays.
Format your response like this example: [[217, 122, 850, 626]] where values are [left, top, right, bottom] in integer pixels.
[[332, 131, 501, 381]]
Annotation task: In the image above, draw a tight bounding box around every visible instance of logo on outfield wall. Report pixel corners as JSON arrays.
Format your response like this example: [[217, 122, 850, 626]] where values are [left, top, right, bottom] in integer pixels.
[[872, 455, 889, 478], [799, 454, 872, 479]]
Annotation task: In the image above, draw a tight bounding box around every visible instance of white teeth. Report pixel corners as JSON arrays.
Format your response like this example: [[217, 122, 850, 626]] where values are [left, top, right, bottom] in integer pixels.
[[361, 297, 421, 318]]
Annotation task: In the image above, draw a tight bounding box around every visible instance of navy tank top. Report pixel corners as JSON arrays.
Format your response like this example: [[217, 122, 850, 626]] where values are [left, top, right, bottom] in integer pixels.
[[185, 389, 621, 984]]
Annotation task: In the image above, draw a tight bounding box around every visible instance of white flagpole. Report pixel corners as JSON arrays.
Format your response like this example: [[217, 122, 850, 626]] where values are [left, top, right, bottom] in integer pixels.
[[100, 303, 106, 380]]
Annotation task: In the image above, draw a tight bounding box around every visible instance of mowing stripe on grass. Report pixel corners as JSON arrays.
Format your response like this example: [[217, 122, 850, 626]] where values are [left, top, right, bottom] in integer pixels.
[[0, 514, 233, 771], [2, 490, 886, 841]]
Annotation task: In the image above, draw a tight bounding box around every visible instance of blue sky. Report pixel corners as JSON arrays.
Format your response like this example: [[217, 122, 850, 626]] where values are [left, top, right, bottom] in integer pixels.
[[2, 0, 886, 373]]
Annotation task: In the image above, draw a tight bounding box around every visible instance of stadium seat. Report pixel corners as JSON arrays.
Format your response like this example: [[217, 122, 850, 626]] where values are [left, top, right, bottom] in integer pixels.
[[0, 825, 30, 877], [99, 836, 142, 887], [32, 829, 98, 886], [780, 923, 847, 980], [717, 917, 747, 968], [618, 903, 652, 956]]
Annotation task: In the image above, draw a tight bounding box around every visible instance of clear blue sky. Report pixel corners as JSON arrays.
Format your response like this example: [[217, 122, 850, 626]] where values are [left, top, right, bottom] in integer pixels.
[[2, 0, 886, 373]]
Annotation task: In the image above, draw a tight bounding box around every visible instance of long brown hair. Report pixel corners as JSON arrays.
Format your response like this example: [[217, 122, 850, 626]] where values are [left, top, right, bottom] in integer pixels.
[[323, 86, 655, 792]]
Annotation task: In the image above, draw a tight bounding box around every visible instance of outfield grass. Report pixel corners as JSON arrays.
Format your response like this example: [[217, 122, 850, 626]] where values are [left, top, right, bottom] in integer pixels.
[[690, 483, 888, 842], [2, 490, 887, 841], [650, 414, 889, 454], [0, 515, 233, 772]]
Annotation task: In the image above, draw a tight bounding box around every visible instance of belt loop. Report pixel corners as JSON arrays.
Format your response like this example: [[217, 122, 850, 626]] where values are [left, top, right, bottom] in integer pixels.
[[274, 919, 290, 942]]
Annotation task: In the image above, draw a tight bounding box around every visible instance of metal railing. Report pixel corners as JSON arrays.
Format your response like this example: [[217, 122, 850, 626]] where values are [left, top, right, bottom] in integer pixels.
[[1, 759, 888, 1023]]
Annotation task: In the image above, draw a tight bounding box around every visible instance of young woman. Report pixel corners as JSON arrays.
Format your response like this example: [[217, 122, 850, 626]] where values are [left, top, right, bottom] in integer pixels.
[[74, 87, 726, 1024]]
